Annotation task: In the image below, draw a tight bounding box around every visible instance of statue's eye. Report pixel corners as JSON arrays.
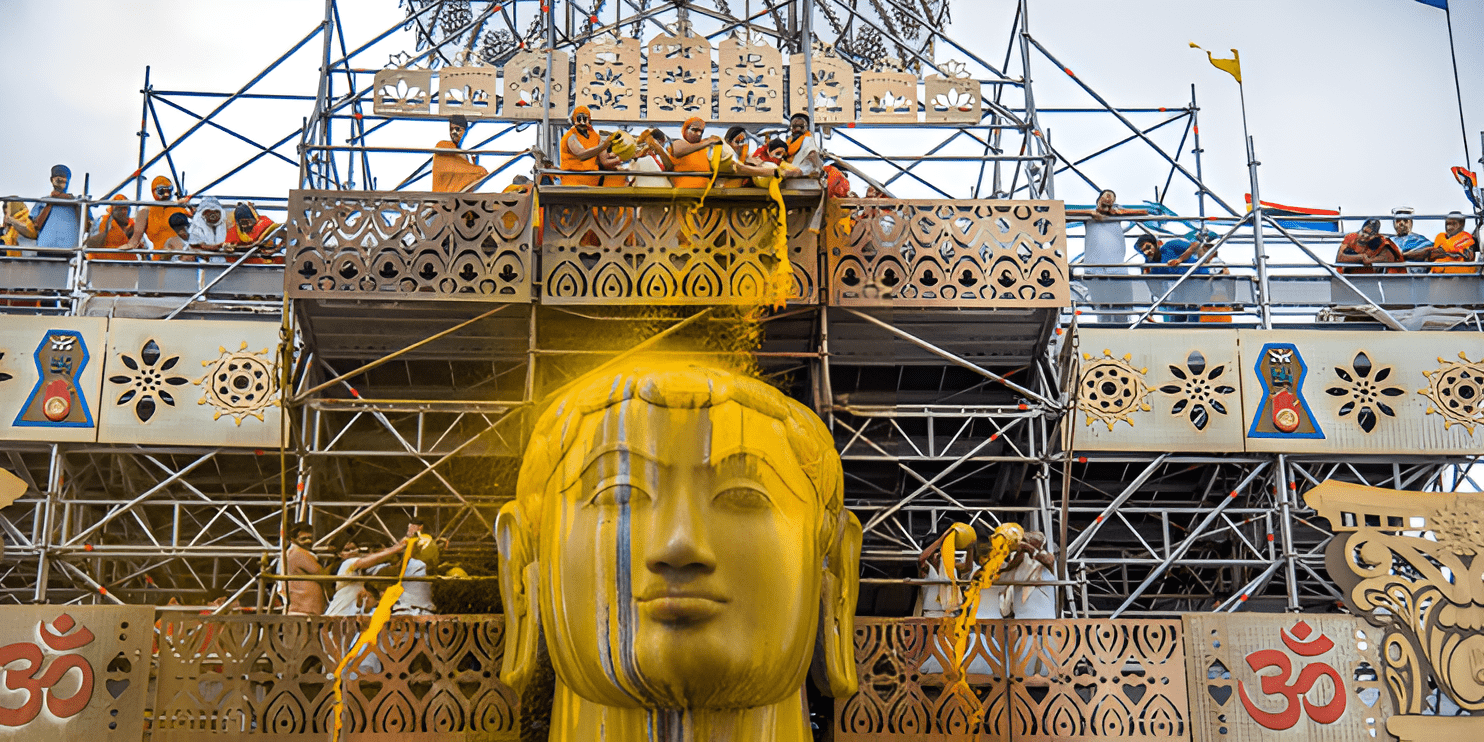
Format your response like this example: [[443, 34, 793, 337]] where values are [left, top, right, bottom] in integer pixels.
[[713, 486, 770, 512], [590, 484, 636, 507]]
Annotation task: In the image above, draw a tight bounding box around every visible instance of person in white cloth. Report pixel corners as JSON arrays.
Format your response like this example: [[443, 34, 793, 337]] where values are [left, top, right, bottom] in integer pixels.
[[186, 196, 229, 260], [325, 537, 411, 617], [1068, 189, 1148, 323]]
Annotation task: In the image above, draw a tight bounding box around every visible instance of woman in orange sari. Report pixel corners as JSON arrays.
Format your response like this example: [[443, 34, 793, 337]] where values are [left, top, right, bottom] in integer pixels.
[[1405, 212, 1478, 274], [224, 203, 282, 264]]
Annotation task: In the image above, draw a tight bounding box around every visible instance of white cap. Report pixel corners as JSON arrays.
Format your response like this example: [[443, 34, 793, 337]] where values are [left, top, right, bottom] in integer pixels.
[[1391, 207, 1415, 217]]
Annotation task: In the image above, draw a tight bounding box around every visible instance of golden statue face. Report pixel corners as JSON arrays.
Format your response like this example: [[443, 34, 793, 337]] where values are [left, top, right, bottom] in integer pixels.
[[499, 358, 860, 719], [540, 401, 822, 708]]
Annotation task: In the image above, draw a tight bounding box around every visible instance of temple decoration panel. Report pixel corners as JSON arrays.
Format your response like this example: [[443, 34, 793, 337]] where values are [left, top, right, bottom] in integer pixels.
[[1306, 482, 1484, 740], [1071, 330, 1484, 454], [790, 44, 856, 124], [151, 615, 519, 741], [835, 618, 1188, 741], [1184, 613, 1394, 742], [373, 66, 432, 115], [96, 319, 281, 447], [0, 605, 153, 742], [502, 49, 568, 120], [539, 196, 818, 305], [924, 61, 982, 123], [825, 199, 1068, 308], [0, 315, 108, 443], [645, 30, 713, 121], [574, 36, 642, 121], [718, 33, 784, 122], [286, 190, 534, 302], [1073, 329, 1245, 452], [436, 56, 500, 118], [860, 67, 919, 122]]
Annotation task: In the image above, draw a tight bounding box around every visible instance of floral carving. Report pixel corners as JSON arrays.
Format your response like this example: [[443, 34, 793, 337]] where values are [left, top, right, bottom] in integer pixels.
[[195, 342, 279, 425], [108, 339, 189, 423], [1077, 349, 1151, 430], [1429, 506, 1483, 556], [1419, 351, 1484, 434], [1157, 350, 1235, 431], [1324, 351, 1405, 434]]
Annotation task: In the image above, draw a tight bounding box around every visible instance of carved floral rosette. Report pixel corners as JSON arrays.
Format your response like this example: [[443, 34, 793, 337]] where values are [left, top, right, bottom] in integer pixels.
[[718, 34, 783, 122], [646, 31, 713, 121], [575, 36, 642, 120]]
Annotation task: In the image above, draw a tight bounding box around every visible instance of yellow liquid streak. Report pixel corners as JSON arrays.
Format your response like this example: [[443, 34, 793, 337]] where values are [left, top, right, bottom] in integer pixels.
[[680, 144, 792, 310], [942, 525, 1022, 731], [329, 540, 416, 742]]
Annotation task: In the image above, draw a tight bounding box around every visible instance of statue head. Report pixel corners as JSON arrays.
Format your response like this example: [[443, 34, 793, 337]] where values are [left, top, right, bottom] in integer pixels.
[[497, 356, 861, 712]]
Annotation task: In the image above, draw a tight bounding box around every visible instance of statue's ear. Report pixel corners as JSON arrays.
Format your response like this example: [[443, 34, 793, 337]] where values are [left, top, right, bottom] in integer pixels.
[[814, 510, 863, 698], [496, 502, 540, 692]]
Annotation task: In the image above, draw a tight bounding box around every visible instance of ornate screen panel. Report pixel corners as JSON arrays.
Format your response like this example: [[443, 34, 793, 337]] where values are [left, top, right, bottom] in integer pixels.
[[645, 31, 713, 122], [860, 69, 919, 122], [574, 36, 642, 120], [1184, 613, 1393, 742], [789, 46, 856, 124], [718, 33, 784, 122], [826, 199, 1068, 308], [96, 319, 282, 447], [0, 606, 153, 742], [437, 64, 500, 118], [0, 315, 108, 443], [835, 618, 1188, 741], [502, 49, 569, 120], [286, 190, 534, 302], [540, 198, 819, 305], [152, 615, 518, 741]]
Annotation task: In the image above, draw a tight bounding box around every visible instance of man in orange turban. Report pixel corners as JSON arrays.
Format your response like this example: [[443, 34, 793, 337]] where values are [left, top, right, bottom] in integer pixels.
[[125, 176, 192, 260], [85, 194, 137, 260], [559, 106, 610, 186], [666, 117, 724, 189]]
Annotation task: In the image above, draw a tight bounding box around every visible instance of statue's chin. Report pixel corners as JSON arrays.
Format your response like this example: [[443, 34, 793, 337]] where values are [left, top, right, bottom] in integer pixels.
[[630, 626, 811, 710]]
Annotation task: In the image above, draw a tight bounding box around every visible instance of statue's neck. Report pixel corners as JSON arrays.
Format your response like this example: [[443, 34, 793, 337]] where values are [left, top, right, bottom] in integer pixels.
[[549, 680, 810, 742]]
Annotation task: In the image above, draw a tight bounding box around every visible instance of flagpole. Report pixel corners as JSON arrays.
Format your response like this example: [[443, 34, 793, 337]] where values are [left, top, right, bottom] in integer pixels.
[[1444, 6, 1472, 167], [1237, 80, 1272, 329]]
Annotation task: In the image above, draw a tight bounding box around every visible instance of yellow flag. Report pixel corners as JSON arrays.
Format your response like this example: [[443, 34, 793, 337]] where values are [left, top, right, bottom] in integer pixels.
[[1190, 43, 1241, 84]]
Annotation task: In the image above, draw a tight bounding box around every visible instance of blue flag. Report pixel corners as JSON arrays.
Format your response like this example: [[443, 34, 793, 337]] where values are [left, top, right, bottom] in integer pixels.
[[1416, 0, 1447, 9]]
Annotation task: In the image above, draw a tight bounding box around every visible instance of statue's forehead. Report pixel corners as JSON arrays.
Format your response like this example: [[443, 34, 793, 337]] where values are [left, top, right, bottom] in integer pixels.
[[570, 399, 794, 466]]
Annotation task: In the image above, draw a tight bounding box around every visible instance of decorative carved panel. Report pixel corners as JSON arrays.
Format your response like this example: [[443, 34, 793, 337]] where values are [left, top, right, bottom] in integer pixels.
[[1184, 613, 1394, 742], [1073, 329, 1245, 452], [645, 30, 713, 121], [96, 319, 282, 448], [1307, 482, 1484, 729], [539, 198, 818, 305], [373, 68, 432, 115], [825, 199, 1068, 308], [437, 64, 500, 118], [0, 315, 107, 443], [502, 49, 568, 120], [834, 618, 1188, 741], [924, 61, 981, 123], [860, 69, 919, 122], [0, 606, 153, 742], [574, 36, 642, 121], [718, 33, 783, 122], [790, 46, 856, 124], [286, 190, 533, 302], [151, 615, 518, 740]]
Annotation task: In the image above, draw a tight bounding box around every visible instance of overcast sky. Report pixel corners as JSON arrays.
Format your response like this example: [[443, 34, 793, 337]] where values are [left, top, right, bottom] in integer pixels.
[[0, 0, 1479, 221]]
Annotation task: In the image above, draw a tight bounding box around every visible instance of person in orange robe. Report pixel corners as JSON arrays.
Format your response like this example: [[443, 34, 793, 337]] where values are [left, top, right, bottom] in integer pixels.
[[1405, 212, 1478, 274], [125, 176, 192, 260], [85, 194, 137, 260], [224, 203, 283, 264], [432, 114, 490, 192], [668, 117, 723, 189], [559, 106, 608, 186]]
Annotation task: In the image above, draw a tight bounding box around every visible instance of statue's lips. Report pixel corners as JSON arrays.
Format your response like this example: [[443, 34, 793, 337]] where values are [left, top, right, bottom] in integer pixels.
[[636, 594, 729, 624]]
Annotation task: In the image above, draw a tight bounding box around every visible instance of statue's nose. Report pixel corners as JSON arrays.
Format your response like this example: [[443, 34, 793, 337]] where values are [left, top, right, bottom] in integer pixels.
[[644, 492, 716, 585]]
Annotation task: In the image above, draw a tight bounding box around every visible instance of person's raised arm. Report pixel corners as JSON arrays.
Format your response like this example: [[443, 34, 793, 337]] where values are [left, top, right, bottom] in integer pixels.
[[567, 131, 610, 161], [1169, 240, 1201, 266], [669, 135, 722, 159], [351, 538, 414, 572]]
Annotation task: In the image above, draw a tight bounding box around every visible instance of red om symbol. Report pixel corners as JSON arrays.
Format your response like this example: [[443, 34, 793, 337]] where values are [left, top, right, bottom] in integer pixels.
[[0, 613, 96, 726], [1237, 620, 1345, 730]]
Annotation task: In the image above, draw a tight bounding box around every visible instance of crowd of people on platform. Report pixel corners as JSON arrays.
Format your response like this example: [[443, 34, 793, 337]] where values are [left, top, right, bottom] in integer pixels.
[[0, 167, 282, 262], [1070, 188, 1481, 278], [431, 110, 858, 198], [279, 519, 450, 617]]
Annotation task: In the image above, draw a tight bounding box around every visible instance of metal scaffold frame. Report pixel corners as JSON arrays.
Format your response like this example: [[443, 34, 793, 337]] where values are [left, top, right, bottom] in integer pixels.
[[1, 0, 1478, 620]]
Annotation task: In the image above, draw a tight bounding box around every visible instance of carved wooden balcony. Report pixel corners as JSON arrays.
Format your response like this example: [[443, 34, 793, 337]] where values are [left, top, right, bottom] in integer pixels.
[[826, 199, 1069, 308], [286, 190, 534, 301]]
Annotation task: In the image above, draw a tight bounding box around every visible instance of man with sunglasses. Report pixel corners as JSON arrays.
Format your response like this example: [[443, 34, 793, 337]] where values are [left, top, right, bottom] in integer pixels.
[[125, 176, 192, 260], [559, 106, 610, 186]]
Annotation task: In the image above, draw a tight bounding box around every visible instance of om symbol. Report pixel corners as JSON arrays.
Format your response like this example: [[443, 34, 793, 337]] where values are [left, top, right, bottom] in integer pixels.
[[0, 613, 96, 726], [1237, 620, 1345, 730]]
